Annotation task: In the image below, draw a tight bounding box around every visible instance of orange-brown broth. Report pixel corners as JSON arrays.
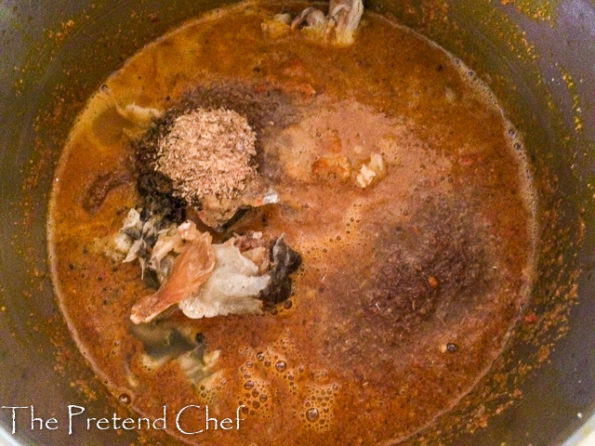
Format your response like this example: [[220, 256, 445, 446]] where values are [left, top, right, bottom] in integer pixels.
[[49, 3, 534, 445]]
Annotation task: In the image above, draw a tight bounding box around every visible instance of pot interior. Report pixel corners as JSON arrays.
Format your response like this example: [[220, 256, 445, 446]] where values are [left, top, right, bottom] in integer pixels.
[[0, 1, 592, 445]]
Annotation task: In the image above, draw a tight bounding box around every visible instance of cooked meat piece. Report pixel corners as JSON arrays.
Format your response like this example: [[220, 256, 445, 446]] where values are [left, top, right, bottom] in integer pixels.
[[233, 231, 270, 273], [355, 153, 386, 188], [292, 7, 328, 30], [290, 0, 364, 46], [233, 230, 267, 252], [82, 171, 130, 213], [130, 231, 216, 324], [178, 239, 271, 319], [116, 103, 162, 129], [261, 13, 292, 39], [329, 0, 364, 45], [195, 179, 279, 230]]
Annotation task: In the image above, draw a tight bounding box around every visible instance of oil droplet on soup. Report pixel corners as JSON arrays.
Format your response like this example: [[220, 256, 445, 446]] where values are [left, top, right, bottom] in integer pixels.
[[48, 2, 535, 445]]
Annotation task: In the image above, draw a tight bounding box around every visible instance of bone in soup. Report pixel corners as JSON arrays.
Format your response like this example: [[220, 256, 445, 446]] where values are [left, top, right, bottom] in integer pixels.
[[48, 1, 535, 444]]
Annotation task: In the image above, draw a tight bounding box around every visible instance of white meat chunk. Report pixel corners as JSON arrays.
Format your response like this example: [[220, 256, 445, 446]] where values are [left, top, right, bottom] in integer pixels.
[[178, 240, 271, 319], [290, 0, 364, 46]]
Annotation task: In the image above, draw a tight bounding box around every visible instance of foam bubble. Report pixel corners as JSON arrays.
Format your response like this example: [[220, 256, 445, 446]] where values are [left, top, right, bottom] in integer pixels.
[[298, 382, 340, 433], [237, 375, 272, 420]]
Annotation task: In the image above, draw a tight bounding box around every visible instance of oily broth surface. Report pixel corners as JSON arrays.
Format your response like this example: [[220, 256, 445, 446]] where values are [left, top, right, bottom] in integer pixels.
[[49, 3, 534, 445]]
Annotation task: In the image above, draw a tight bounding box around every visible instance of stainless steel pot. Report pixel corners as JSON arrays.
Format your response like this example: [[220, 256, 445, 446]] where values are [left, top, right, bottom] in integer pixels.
[[0, 1, 592, 444]]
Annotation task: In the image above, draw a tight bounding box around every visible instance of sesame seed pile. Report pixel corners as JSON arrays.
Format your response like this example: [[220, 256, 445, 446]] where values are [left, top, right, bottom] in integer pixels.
[[155, 108, 257, 203]]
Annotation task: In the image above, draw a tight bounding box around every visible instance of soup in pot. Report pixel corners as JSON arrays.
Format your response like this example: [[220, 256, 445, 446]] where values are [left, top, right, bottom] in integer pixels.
[[48, 1, 535, 444]]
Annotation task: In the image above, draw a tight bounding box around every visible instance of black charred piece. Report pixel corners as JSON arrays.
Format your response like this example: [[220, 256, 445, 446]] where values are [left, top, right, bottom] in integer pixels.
[[142, 268, 161, 290], [260, 236, 302, 306], [136, 170, 187, 226]]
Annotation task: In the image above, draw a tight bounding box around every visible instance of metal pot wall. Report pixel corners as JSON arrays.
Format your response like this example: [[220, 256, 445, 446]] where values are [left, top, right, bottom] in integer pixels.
[[0, 1, 592, 444]]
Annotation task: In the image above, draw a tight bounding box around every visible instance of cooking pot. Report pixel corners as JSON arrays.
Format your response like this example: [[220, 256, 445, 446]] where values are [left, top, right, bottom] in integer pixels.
[[0, 0, 592, 444]]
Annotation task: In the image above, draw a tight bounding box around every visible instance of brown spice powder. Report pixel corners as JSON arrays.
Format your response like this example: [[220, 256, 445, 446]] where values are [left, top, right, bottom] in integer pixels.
[[155, 108, 257, 202]]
